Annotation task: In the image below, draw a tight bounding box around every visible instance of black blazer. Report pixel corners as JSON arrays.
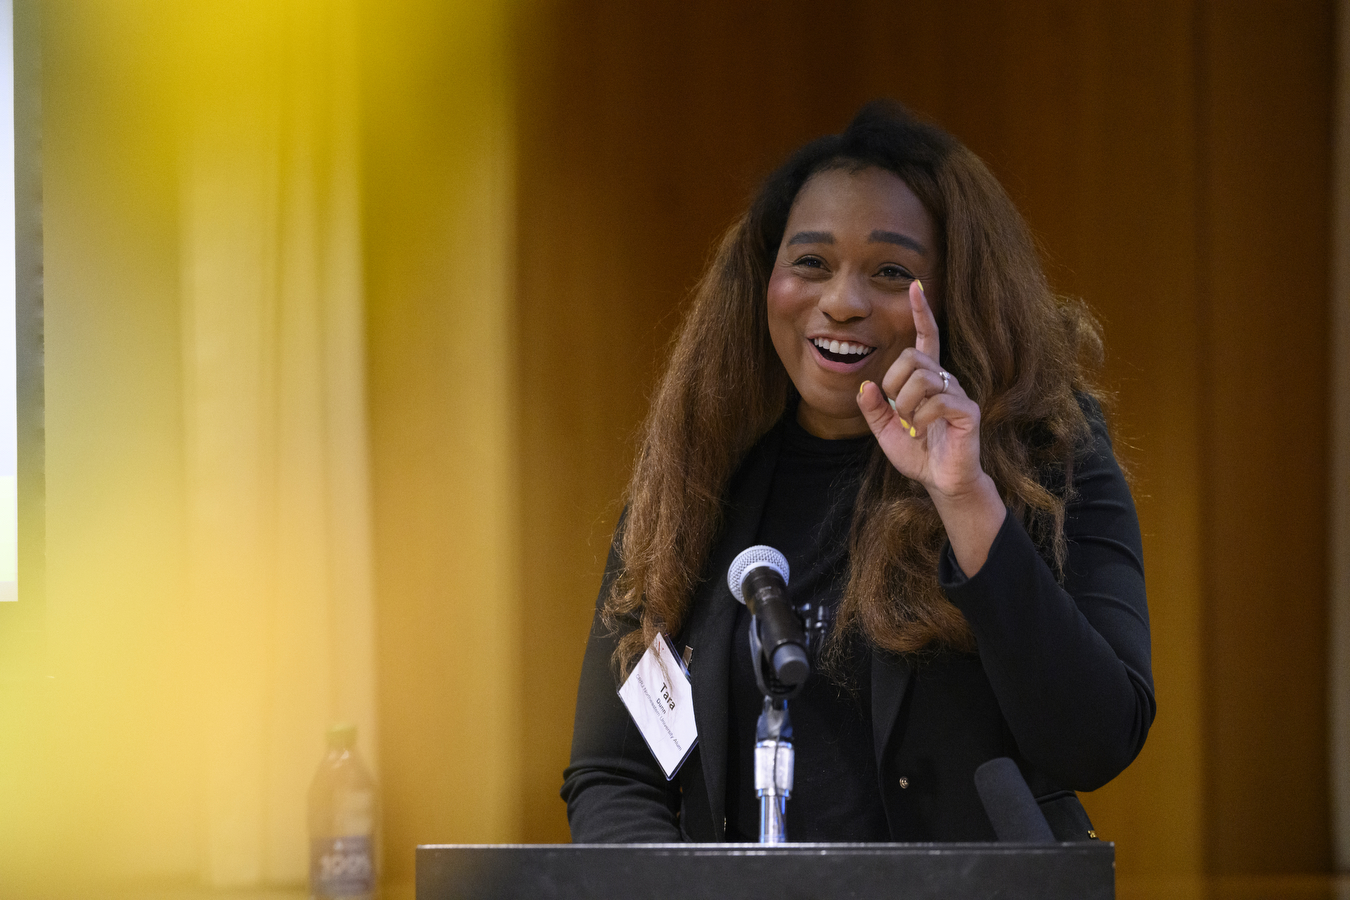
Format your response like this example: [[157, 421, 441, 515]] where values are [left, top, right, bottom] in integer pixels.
[[563, 404, 1154, 842]]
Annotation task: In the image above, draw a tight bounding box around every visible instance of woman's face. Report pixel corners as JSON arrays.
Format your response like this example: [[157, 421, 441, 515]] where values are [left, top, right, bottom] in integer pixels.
[[767, 166, 939, 439]]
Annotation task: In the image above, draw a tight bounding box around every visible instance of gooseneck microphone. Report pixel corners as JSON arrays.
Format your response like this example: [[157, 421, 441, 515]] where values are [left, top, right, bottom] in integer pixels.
[[973, 757, 1056, 843], [727, 546, 810, 687]]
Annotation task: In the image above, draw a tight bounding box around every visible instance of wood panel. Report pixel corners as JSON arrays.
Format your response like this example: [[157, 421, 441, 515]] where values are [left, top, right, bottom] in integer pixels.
[[511, 1, 1213, 873], [374, 0, 1335, 880], [1199, 0, 1333, 874]]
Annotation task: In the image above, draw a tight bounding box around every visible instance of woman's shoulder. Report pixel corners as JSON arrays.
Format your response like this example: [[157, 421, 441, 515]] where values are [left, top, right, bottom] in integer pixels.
[[1071, 391, 1125, 470]]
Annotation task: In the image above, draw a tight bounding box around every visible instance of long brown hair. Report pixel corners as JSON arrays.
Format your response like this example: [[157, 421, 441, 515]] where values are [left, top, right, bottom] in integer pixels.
[[604, 101, 1103, 675]]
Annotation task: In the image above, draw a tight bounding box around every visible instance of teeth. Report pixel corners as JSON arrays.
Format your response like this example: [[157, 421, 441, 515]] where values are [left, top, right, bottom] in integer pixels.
[[813, 338, 873, 356]]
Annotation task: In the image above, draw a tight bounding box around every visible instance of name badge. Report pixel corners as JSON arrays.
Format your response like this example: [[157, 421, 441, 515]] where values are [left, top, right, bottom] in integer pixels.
[[618, 633, 698, 780]]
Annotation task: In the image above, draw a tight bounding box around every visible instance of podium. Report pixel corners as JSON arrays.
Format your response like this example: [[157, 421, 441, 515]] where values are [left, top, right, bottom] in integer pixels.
[[416, 842, 1115, 899]]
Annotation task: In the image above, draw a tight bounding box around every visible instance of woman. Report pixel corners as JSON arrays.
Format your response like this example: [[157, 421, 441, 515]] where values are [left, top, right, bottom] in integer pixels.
[[562, 101, 1153, 843]]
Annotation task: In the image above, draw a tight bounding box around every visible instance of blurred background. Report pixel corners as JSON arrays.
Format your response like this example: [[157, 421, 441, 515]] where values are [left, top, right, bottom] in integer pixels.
[[0, 0, 1345, 898]]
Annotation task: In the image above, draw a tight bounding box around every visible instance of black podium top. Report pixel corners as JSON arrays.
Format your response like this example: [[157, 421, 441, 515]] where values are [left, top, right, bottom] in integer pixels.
[[416, 842, 1114, 900]]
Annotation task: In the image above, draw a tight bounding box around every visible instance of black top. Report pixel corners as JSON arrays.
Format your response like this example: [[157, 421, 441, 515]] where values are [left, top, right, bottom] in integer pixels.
[[562, 397, 1153, 843], [724, 415, 888, 842]]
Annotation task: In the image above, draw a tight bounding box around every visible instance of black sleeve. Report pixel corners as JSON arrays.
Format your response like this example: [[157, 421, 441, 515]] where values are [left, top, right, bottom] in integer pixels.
[[939, 402, 1155, 791], [560, 518, 683, 842]]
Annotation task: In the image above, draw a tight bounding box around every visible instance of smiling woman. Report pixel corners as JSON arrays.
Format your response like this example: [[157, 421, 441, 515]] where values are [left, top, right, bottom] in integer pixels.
[[767, 167, 932, 439], [561, 101, 1153, 845]]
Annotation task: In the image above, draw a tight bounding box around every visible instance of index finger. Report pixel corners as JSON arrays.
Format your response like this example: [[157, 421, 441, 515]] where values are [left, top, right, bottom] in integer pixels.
[[911, 279, 940, 362]]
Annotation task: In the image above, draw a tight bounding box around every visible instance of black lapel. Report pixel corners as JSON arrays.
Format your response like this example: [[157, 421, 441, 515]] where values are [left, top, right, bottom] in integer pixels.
[[871, 649, 912, 764], [684, 422, 784, 841]]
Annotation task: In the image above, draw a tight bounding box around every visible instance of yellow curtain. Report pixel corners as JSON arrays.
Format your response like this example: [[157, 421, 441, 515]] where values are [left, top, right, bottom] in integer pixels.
[[178, 0, 376, 885], [0, 2, 519, 891]]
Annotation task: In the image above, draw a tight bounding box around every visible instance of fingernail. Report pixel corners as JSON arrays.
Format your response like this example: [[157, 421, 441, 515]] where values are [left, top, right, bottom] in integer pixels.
[[898, 415, 911, 430], [909, 425, 918, 438], [888, 397, 897, 411], [915, 278, 925, 295], [859, 380, 868, 396]]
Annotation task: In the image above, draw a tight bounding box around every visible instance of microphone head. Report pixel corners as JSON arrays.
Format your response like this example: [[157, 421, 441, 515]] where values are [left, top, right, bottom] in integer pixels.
[[727, 545, 790, 604]]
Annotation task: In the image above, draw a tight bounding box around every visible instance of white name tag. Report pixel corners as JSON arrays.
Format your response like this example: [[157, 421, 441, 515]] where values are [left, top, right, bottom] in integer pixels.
[[618, 633, 698, 780]]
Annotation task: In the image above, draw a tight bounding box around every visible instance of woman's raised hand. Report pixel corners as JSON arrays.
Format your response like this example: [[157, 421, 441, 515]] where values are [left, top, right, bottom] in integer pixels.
[[857, 281, 1007, 575], [857, 280, 979, 495]]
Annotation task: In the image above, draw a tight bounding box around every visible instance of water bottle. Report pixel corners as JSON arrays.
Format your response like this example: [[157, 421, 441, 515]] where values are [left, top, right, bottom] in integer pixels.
[[308, 723, 378, 900]]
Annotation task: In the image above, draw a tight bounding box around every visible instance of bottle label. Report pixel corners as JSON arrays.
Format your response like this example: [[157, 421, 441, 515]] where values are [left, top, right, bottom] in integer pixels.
[[310, 835, 374, 899]]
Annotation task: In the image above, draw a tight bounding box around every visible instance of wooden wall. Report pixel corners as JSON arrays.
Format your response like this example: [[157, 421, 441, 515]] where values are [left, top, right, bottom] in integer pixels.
[[3, 0, 1331, 895], [1198, 2, 1333, 876], [365, 0, 1335, 890]]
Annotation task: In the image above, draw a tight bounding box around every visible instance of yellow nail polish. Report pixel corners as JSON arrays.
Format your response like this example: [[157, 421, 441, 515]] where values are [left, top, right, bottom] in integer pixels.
[[858, 381, 867, 395], [915, 278, 925, 295], [898, 416, 911, 430], [909, 426, 918, 438]]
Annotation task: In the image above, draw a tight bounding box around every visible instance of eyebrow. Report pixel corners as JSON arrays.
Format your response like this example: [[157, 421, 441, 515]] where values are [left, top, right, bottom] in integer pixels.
[[784, 229, 928, 256], [869, 230, 928, 255]]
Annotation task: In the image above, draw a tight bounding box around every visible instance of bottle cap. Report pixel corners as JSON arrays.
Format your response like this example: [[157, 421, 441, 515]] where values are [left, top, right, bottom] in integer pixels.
[[327, 722, 357, 750]]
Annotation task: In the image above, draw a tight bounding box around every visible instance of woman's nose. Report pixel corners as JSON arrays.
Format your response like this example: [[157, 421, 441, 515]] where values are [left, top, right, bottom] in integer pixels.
[[818, 273, 869, 322]]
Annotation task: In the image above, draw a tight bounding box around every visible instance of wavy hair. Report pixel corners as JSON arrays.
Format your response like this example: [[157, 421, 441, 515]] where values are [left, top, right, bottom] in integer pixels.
[[604, 101, 1104, 675]]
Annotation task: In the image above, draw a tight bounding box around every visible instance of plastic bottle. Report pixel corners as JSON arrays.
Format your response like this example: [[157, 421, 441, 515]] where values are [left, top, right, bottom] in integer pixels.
[[308, 723, 378, 900]]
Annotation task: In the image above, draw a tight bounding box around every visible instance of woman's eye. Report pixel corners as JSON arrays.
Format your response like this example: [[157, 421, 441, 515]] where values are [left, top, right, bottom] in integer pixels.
[[878, 265, 915, 280], [792, 256, 824, 269]]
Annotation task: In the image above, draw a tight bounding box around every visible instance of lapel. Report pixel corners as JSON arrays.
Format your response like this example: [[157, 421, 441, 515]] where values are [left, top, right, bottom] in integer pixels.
[[871, 648, 912, 764], [683, 422, 784, 840]]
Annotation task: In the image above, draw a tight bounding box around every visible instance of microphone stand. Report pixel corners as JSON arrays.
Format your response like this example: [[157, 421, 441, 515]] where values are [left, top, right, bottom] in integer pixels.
[[747, 615, 806, 843], [730, 546, 829, 844], [754, 696, 793, 843]]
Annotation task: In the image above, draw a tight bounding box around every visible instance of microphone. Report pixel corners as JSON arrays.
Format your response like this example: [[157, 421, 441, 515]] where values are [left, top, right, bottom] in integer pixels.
[[727, 546, 810, 687], [974, 757, 1056, 843]]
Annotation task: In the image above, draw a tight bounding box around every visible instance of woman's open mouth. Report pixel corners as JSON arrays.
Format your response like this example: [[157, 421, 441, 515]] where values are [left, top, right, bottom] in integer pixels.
[[811, 337, 875, 364]]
